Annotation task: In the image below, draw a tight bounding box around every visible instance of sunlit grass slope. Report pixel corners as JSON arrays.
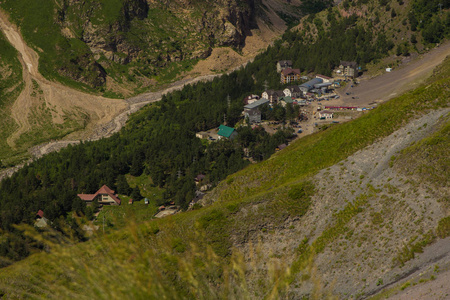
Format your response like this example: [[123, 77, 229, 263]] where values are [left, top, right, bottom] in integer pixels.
[[0, 30, 23, 166], [0, 58, 448, 299]]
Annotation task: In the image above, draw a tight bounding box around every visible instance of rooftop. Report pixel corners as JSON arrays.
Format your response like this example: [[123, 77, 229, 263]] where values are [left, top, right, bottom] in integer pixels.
[[281, 68, 301, 76], [77, 185, 121, 205], [340, 61, 358, 68], [280, 96, 294, 104], [300, 78, 323, 89], [316, 74, 333, 80], [244, 98, 270, 109], [278, 60, 292, 65], [218, 125, 236, 138]]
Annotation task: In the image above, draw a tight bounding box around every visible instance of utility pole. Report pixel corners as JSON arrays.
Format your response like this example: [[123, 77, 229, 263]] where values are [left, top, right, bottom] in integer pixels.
[[223, 113, 227, 125], [227, 94, 231, 108], [103, 214, 105, 234], [438, 3, 443, 15], [264, 80, 269, 91]]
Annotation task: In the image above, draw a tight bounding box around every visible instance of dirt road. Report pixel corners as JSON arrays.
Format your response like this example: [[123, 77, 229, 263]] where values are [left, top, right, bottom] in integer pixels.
[[0, 11, 127, 149], [336, 41, 450, 107]]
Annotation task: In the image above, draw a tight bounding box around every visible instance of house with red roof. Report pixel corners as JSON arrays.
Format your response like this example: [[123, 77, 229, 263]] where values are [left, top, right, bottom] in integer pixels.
[[36, 210, 45, 219], [77, 185, 121, 206], [280, 68, 301, 84]]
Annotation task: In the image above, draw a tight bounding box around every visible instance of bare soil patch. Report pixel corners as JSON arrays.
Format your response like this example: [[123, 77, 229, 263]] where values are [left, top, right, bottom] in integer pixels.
[[0, 11, 127, 149], [336, 41, 450, 107], [185, 0, 289, 78]]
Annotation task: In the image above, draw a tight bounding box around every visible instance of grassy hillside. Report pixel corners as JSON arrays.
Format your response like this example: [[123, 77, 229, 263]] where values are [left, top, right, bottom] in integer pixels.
[[0, 0, 297, 96], [291, 0, 450, 74], [0, 52, 448, 299], [0, 31, 23, 167]]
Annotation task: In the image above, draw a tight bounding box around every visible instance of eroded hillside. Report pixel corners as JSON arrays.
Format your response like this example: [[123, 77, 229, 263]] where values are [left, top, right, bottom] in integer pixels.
[[0, 0, 301, 95]]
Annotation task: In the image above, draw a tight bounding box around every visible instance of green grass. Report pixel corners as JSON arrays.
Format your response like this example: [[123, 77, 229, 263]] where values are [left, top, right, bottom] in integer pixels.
[[392, 233, 436, 267], [214, 66, 449, 206], [0, 30, 23, 166], [95, 199, 158, 232], [126, 174, 165, 201], [93, 174, 165, 231], [0, 56, 449, 299], [394, 115, 450, 187], [0, 0, 216, 96], [437, 216, 450, 238]]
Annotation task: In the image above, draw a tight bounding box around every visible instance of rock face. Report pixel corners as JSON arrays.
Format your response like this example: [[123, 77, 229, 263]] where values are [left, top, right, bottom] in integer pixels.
[[54, 0, 258, 88]]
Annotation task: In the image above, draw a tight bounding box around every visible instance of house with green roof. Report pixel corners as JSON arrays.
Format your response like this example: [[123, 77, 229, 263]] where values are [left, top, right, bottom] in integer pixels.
[[279, 96, 294, 107], [218, 125, 237, 140]]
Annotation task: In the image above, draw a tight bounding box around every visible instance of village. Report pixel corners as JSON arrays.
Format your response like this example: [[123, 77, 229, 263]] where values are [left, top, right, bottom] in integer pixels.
[[33, 60, 378, 228], [196, 59, 375, 144]]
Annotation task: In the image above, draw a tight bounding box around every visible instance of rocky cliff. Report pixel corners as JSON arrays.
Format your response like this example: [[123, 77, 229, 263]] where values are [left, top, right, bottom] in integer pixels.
[[1, 0, 301, 92], [53, 0, 259, 88]]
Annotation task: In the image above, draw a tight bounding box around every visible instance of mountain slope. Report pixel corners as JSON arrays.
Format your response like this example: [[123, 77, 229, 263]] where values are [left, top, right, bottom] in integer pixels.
[[0, 54, 448, 300], [0, 0, 302, 95], [0, 13, 126, 167], [0, 0, 302, 166]]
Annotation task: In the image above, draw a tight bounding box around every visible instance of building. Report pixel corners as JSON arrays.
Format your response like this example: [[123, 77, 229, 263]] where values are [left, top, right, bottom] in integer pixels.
[[276, 60, 292, 73], [316, 74, 333, 83], [77, 185, 121, 206], [280, 68, 301, 84], [262, 90, 284, 103], [244, 98, 270, 124], [283, 85, 302, 98], [36, 210, 44, 219], [34, 210, 49, 228], [336, 61, 358, 78], [314, 82, 333, 93], [299, 78, 323, 93], [276, 143, 287, 151], [244, 108, 262, 124], [297, 99, 308, 106], [319, 110, 334, 119], [243, 94, 260, 105], [279, 96, 294, 107], [195, 174, 206, 184], [218, 125, 238, 140], [196, 132, 209, 139]]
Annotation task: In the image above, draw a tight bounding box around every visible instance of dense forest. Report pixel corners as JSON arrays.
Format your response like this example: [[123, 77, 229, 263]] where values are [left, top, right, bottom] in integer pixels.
[[1, 0, 449, 263]]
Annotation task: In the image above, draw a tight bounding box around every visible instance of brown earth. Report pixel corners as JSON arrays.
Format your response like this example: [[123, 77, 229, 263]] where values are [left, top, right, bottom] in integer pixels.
[[0, 0, 294, 156], [184, 0, 296, 77], [0, 10, 127, 149], [335, 41, 450, 107]]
